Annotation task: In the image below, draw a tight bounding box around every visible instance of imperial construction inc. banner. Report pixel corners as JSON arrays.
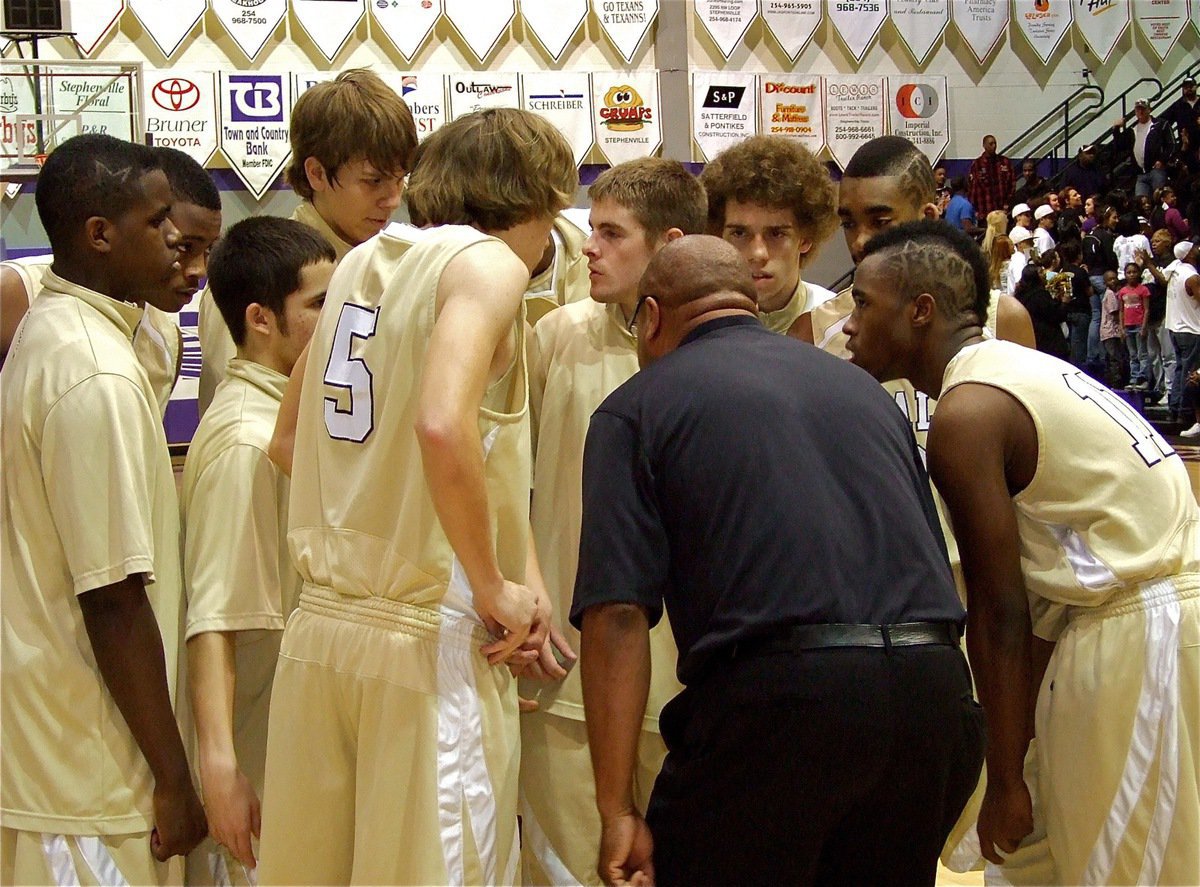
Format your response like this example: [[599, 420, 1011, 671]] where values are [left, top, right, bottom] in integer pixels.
[[888, 75, 949, 165]]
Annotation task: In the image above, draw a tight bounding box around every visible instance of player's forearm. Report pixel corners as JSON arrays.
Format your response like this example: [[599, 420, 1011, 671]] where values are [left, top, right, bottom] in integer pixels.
[[187, 631, 239, 772], [581, 604, 651, 819], [268, 343, 308, 477], [967, 599, 1033, 790], [79, 576, 193, 789]]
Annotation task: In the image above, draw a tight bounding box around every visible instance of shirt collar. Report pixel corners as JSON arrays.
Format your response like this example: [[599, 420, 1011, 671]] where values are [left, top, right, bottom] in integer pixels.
[[224, 357, 289, 402], [759, 278, 808, 335], [292, 201, 355, 262], [40, 269, 144, 342], [606, 301, 637, 346], [679, 313, 761, 348]]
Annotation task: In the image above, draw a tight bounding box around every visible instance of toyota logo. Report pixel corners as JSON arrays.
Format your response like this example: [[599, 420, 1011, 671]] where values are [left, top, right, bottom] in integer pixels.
[[152, 78, 200, 112]]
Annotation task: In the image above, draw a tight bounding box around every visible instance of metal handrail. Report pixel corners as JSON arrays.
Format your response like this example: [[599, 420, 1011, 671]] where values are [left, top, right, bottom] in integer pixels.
[[999, 84, 1105, 168]]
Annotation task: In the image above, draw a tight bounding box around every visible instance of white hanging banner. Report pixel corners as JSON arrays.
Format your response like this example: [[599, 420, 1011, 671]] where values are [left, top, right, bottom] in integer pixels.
[[49, 71, 134, 141], [824, 75, 886, 171], [1073, 0, 1128, 63], [447, 72, 520, 120], [592, 71, 661, 165], [891, 0, 949, 64], [1134, 0, 1188, 59], [759, 74, 824, 154], [696, 0, 758, 59], [370, 0, 442, 60], [952, 0, 1008, 63], [382, 73, 448, 141], [444, 0, 515, 60], [692, 71, 757, 161], [291, 0, 364, 61], [144, 70, 218, 166], [521, 70, 594, 166], [293, 72, 336, 102], [758, 0, 821, 60], [212, 0, 288, 61], [129, 0, 205, 58], [827, 0, 888, 63], [1013, 0, 1072, 63], [889, 75, 949, 164], [0, 70, 44, 174], [1193, 0, 1200, 35], [593, 0, 658, 62], [520, 0, 588, 60], [218, 72, 292, 199], [64, 0, 125, 56]]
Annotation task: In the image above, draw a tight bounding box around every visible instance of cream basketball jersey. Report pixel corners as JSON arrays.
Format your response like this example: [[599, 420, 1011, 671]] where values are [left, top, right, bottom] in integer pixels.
[[943, 340, 1199, 619], [288, 224, 530, 618], [524, 211, 591, 326]]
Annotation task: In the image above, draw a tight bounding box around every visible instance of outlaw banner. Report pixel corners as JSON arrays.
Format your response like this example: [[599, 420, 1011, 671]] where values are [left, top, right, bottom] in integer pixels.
[[65, 0, 125, 56], [824, 74, 886, 171], [218, 72, 292, 199], [695, 0, 758, 59], [444, 0, 515, 61], [888, 74, 949, 164], [758, 0, 822, 60], [592, 70, 661, 164], [212, 0, 287, 61], [1013, 0, 1072, 64], [758, 73, 824, 154], [952, 0, 1008, 63], [370, 0, 442, 60], [593, 0, 658, 62], [891, 0, 949, 65], [383, 73, 448, 142], [291, 0, 365, 61], [522, 70, 594, 165], [692, 71, 756, 161], [129, 0, 206, 58], [827, 0, 888, 63], [1073, 0, 1128, 63], [519, 0, 588, 60], [1134, 0, 1188, 59], [144, 70, 218, 165], [447, 72, 520, 120]]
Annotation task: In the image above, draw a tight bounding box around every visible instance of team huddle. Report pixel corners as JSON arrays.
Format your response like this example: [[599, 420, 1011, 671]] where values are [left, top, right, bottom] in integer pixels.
[[1, 68, 1197, 887]]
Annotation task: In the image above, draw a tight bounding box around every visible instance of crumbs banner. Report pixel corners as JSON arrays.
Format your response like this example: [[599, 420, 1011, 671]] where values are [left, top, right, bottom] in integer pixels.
[[592, 70, 660, 164]]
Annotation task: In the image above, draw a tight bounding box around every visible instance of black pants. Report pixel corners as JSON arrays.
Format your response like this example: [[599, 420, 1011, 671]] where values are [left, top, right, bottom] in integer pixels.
[[646, 645, 985, 886]]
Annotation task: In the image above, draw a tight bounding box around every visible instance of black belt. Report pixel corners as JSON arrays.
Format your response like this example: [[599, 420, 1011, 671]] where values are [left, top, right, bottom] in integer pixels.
[[727, 621, 960, 661]]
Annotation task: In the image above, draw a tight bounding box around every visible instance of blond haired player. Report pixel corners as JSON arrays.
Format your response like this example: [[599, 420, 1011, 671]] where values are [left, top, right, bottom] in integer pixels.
[[0, 146, 222, 414], [847, 219, 1199, 886], [182, 218, 335, 885], [197, 67, 417, 413], [1, 134, 207, 885], [519, 158, 706, 886], [700, 134, 840, 341], [255, 108, 575, 885]]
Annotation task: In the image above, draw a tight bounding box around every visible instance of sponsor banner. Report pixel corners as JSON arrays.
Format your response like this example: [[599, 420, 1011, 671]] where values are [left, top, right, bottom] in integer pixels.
[[0, 71, 43, 174], [1013, 0, 1072, 64], [1134, 0, 1187, 59], [291, 0, 365, 61], [519, 0, 588, 60], [952, 0, 1008, 63], [129, 0, 206, 57], [888, 75, 948, 164], [444, 0, 515, 60], [758, 0, 822, 60], [50, 71, 134, 141], [891, 0, 948, 64], [447, 72, 520, 120], [828, 0, 888, 63], [591, 70, 661, 164], [64, 0, 125, 56], [212, 0, 288, 61], [695, 0, 758, 58], [1194, 0, 1200, 35], [758, 73, 823, 153], [824, 74, 886, 171], [144, 70, 218, 166], [218, 72, 292, 199], [593, 0, 658, 62], [293, 71, 335, 100], [370, 0, 442, 60], [1073, 0, 1127, 62], [691, 71, 756, 161], [522, 70, 594, 165], [382, 72, 448, 141]]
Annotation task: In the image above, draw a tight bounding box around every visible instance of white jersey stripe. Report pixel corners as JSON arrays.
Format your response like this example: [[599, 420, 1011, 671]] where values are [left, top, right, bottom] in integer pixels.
[[40, 834, 80, 887], [74, 835, 129, 886]]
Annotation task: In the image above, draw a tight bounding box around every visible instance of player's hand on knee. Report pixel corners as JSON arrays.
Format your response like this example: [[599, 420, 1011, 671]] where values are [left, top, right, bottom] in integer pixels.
[[527, 625, 577, 682], [598, 809, 655, 886], [150, 775, 208, 861], [478, 579, 538, 664], [978, 778, 1034, 865], [200, 757, 262, 869]]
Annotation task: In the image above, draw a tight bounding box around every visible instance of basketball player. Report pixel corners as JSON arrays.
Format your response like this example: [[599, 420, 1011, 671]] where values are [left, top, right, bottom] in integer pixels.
[[846, 219, 1199, 886], [182, 218, 335, 884], [1, 134, 206, 885], [196, 68, 416, 412], [699, 134, 839, 341], [519, 158, 706, 886], [255, 108, 575, 885], [0, 146, 222, 415]]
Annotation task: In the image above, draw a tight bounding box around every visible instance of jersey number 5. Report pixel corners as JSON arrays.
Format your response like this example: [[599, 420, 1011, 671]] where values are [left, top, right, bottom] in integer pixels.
[[323, 304, 379, 443]]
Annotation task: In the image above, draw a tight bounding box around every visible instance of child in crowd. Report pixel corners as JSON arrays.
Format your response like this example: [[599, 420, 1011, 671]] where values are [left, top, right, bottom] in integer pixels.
[[1100, 270, 1128, 389], [1119, 261, 1151, 390]]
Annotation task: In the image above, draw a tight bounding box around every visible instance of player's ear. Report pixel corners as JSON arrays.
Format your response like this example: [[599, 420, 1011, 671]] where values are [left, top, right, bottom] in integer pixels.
[[83, 216, 113, 254], [921, 201, 940, 221], [245, 302, 274, 338], [663, 227, 685, 243], [304, 156, 330, 193], [911, 292, 937, 328]]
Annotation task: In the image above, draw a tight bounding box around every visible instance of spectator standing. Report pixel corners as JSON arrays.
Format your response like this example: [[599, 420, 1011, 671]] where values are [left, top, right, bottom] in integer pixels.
[[1163, 76, 1199, 166], [967, 134, 1016, 216], [1138, 229, 1178, 404], [1100, 270, 1129, 388], [944, 177, 978, 234], [1008, 227, 1035, 295], [1060, 239, 1094, 369], [934, 164, 951, 211], [988, 234, 1016, 294], [1120, 261, 1153, 388], [1160, 186, 1190, 241], [1114, 212, 1152, 272], [1081, 195, 1101, 234], [1112, 98, 1175, 198], [1167, 241, 1200, 427], [1015, 265, 1069, 359], [980, 209, 1007, 257], [1012, 159, 1047, 207], [1062, 144, 1105, 201], [1033, 204, 1057, 255]]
